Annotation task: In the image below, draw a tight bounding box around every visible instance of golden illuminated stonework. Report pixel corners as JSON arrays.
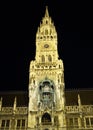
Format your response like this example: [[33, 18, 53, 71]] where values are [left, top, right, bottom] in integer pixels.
[[28, 6, 65, 129], [0, 6, 93, 130]]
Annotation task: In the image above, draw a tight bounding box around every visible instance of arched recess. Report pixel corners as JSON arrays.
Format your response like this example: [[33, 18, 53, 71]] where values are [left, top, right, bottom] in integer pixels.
[[42, 113, 51, 125]]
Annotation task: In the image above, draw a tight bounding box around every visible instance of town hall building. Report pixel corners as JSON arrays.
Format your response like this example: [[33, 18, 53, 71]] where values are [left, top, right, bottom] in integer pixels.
[[0, 7, 93, 130]]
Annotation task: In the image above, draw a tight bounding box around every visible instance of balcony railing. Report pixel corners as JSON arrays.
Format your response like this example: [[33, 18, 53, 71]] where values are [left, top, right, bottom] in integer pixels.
[[16, 107, 28, 114], [0, 105, 93, 115], [0, 107, 13, 114], [66, 106, 79, 113], [0, 107, 28, 115], [66, 105, 93, 113]]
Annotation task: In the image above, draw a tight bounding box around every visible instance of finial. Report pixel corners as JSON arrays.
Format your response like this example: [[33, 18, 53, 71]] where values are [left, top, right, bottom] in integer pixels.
[[0, 97, 2, 111], [13, 96, 17, 113], [45, 6, 49, 17]]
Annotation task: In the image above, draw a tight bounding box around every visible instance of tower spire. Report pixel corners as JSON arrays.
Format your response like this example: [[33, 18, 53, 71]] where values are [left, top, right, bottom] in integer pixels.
[[45, 6, 49, 17]]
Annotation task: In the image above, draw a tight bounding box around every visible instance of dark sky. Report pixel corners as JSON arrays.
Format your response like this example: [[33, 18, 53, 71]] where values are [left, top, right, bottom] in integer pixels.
[[0, 1, 93, 91]]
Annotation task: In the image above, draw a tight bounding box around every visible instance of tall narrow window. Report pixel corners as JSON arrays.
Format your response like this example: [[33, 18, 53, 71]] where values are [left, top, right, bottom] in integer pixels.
[[48, 55, 52, 62], [22, 119, 25, 127], [50, 29, 52, 34], [17, 120, 21, 128], [86, 118, 90, 127], [6, 120, 10, 127], [42, 55, 45, 63], [1, 120, 5, 127], [45, 29, 48, 35], [69, 118, 73, 126], [74, 118, 78, 127]]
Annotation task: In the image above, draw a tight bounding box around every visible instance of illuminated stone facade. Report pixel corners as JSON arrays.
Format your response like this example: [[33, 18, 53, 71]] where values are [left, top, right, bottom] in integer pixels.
[[28, 6, 65, 130], [0, 7, 93, 130]]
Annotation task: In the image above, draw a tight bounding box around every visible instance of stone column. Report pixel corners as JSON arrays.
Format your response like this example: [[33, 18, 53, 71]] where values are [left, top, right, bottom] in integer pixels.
[[52, 116, 54, 125], [78, 117, 82, 128], [11, 117, 16, 130], [39, 116, 41, 125]]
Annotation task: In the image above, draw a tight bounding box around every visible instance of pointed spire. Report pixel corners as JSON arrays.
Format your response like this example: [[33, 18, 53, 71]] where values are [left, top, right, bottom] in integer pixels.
[[45, 6, 49, 17], [0, 97, 2, 111], [13, 96, 17, 113], [78, 94, 81, 106]]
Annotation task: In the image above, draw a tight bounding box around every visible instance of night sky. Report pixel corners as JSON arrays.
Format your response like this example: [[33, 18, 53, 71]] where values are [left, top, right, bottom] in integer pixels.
[[0, 1, 93, 91]]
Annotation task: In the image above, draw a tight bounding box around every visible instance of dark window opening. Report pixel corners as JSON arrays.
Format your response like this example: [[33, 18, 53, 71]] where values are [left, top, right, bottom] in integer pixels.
[[1, 120, 5, 127], [22, 119, 25, 127], [6, 120, 10, 127], [17, 120, 21, 127]]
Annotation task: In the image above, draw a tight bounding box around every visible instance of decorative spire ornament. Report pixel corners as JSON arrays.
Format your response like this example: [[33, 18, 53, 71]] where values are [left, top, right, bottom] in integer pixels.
[[0, 97, 2, 111]]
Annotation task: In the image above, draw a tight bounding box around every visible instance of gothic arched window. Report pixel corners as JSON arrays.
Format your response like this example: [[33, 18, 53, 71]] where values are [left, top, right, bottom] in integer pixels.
[[48, 55, 52, 62], [42, 55, 45, 62], [50, 29, 52, 34]]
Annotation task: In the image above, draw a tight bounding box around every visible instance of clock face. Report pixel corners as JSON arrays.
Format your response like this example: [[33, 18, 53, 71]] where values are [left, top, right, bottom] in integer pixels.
[[44, 44, 49, 48]]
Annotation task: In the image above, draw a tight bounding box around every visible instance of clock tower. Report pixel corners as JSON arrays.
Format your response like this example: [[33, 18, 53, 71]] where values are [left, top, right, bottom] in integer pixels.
[[35, 6, 58, 64], [28, 6, 66, 130]]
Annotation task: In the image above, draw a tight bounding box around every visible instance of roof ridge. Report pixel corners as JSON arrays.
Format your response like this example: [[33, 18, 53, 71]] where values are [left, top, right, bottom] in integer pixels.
[[0, 90, 28, 94], [65, 88, 93, 91]]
